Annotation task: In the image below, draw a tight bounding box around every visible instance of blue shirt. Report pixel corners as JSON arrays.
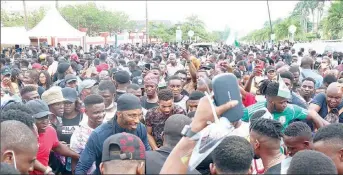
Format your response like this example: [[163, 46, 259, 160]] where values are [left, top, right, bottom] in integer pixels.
[[310, 93, 343, 123], [75, 116, 151, 174], [299, 69, 323, 89], [289, 92, 308, 109]]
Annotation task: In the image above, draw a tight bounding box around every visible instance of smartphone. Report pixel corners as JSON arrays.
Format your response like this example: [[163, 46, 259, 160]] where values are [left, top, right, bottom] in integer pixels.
[[212, 73, 244, 122], [144, 63, 151, 70]]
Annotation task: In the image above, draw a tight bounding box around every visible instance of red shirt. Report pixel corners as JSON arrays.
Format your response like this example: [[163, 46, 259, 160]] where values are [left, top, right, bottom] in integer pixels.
[[243, 92, 256, 107], [30, 126, 59, 175]]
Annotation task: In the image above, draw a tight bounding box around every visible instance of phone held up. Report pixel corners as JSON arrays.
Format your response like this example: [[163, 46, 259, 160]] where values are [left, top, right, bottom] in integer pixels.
[[212, 73, 244, 122]]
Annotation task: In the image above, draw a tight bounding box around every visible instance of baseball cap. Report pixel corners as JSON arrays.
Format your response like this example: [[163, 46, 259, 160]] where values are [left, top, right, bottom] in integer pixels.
[[32, 63, 42, 70], [115, 70, 130, 84], [26, 99, 53, 119], [62, 87, 78, 103], [1, 67, 11, 76], [41, 86, 66, 105], [70, 53, 80, 63], [65, 74, 77, 83], [102, 132, 146, 162], [132, 76, 144, 88], [78, 79, 97, 93]]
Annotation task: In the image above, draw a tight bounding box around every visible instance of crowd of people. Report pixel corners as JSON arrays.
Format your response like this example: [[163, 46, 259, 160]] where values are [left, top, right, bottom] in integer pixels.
[[1, 41, 343, 175]]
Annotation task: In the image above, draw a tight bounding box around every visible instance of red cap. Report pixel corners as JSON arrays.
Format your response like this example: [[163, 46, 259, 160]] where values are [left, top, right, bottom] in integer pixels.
[[32, 63, 42, 70], [70, 53, 80, 63], [96, 63, 109, 73]]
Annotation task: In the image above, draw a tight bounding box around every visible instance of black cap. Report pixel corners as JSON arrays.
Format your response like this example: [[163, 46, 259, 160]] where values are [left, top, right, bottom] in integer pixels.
[[65, 74, 77, 83], [102, 132, 146, 162], [117, 93, 142, 111], [62, 87, 78, 103], [25, 99, 53, 119], [114, 70, 130, 84], [132, 76, 144, 88], [57, 62, 70, 74]]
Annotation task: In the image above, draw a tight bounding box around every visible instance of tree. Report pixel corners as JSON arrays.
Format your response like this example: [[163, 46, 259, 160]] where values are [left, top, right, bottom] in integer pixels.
[[58, 2, 134, 36], [1, 7, 46, 29], [321, 1, 343, 39], [307, 0, 319, 32]]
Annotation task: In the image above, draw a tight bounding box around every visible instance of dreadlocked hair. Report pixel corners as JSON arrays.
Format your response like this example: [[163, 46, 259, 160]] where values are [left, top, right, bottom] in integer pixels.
[[250, 118, 283, 140], [265, 81, 280, 97], [258, 79, 271, 95]]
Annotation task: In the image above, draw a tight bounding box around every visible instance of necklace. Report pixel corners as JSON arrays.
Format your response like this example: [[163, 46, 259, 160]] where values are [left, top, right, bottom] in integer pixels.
[[263, 154, 285, 173]]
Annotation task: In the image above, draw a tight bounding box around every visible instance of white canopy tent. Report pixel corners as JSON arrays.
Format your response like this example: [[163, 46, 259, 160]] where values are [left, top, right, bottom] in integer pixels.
[[27, 7, 85, 38], [1, 27, 30, 45]]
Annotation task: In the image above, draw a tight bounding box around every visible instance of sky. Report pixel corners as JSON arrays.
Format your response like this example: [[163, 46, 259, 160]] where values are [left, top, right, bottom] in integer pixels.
[[2, 1, 299, 38]]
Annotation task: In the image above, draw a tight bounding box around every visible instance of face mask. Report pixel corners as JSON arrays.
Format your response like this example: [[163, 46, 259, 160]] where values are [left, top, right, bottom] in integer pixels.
[[4, 150, 17, 169]]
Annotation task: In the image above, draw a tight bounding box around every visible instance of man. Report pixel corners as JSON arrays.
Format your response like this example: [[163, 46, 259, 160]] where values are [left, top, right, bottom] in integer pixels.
[[65, 74, 78, 89], [322, 74, 337, 87], [146, 114, 200, 174], [287, 150, 337, 174], [146, 89, 186, 150], [313, 123, 343, 174], [98, 80, 117, 122], [289, 65, 301, 92], [283, 121, 313, 157], [159, 95, 241, 174], [78, 79, 97, 101], [0, 163, 20, 174], [114, 70, 131, 101], [167, 75, 189, 111], [309, 82, 343, 123], [127, 84, 143, 99], [299, 77, 316, 103], [249, 118, 286, 174], [54, 62, 74, 87], [174, 70, 189, 96], [26, 99, 79, 174], [47, 55, 58, 76], [166, 53, 184, 76], [20, 85, 40, 103], [141, 74, 159, 110], [100, 133, 146, 174], [41, 87, 65, 129], [1, 120, 38, 174], [75, 94, 150, 174], [280, 71, 308, 109], [299, 56, 323, 89], [1, 67, 19, 97], [99, 70, 111, 81], [210, 136, 254, 174], [242, 81, 327, 129], [70, 94, 106, 173], [186, 90, 205, 113]]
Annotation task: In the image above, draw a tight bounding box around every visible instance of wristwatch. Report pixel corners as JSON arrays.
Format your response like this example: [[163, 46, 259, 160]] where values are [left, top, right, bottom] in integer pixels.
[[181, 125, 199, 140]]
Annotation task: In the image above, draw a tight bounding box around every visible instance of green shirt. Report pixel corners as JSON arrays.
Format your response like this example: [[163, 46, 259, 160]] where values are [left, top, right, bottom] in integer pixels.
[[242, 101, 308, 128]]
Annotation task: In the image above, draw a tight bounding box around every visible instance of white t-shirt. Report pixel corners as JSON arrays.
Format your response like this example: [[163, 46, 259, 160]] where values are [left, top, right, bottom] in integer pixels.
[[167, 64, 184, 77], [70, 123, 96, 174], [175, 95, 189, 112]]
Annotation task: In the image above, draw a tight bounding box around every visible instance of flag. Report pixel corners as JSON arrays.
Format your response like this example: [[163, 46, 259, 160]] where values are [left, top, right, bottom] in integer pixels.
[[277, 75, 291, 99], [234, 40, 240, 47]]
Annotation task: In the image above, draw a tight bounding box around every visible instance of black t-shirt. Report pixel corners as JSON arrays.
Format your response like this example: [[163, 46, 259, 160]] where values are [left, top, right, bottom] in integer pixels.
[[181, 89, 189, 96], [115, 91, 126, 102], [60, 113, 82, 144], [141, 96, 158, 110], [265, 163, 281, 174]]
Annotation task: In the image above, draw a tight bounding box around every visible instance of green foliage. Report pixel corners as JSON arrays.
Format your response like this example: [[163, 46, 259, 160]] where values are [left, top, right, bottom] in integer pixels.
[[59, 3, 134, 36], [242, 1, 342, 42], [321, 1, 343, 39], [1, 7, 46, 29]]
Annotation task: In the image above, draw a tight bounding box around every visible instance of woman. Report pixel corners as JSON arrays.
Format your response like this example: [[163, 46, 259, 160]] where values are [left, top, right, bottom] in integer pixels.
[[38, 70, 52, 90]]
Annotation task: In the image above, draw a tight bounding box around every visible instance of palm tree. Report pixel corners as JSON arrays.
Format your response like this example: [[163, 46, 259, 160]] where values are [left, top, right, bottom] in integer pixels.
[[317, 0, 325, 31], [292, 1, 310, 33], [307, 0, 319, 32]]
